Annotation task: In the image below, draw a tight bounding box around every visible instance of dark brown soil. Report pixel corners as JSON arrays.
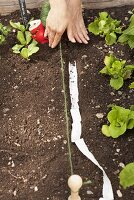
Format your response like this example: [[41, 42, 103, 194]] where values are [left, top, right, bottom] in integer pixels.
[[0, 6, 134, 200]]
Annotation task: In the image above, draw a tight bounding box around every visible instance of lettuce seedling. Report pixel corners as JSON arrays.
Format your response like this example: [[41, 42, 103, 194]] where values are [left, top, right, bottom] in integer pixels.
[[10, 21, 39, 60], [102, 105, 134, 138], [100, 54, 134, 90], [0, 23, 11, 44], [118, 14, 134, 49], [119, 162, 134, 189], [129, 82, 134, 88], [88, 12, 122, 45]]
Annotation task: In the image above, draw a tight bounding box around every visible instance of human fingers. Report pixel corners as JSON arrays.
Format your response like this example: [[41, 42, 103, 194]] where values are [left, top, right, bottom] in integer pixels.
[[74, 32, 82, 43], [80, 23, 90, 41], [51, 32, 62, 48], [67, 27, 76, 43], [48, 30, 56, 47], [77, 29, 88, 44]]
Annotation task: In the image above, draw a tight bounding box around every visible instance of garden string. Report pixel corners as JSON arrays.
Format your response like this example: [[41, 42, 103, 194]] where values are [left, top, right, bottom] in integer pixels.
[[60, 43, 92, 185], [59, 42, 73, 175]]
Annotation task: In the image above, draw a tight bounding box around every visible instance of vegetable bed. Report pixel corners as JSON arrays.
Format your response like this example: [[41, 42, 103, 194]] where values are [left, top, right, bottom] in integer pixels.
[[0, 5, 134, 200]]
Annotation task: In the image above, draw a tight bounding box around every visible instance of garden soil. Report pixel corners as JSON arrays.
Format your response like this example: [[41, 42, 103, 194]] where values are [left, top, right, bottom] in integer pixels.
[[0, 6, 134, 200]]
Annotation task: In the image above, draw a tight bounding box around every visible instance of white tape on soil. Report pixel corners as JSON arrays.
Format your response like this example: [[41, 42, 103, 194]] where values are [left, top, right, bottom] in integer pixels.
[[69, 62, 114, 200]]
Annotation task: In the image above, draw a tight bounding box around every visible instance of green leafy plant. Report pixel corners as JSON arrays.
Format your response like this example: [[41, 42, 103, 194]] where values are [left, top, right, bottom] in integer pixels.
[[129, 81, 134, 88], [0, 23, 11, 44], [10, 21, 39, 60], [40, 1, 50, 26], [118, 14, 134, 49], [119, 162, 134, 189], [88, 12, 122, 45], [100, 54, 134, 90], [102, 105, 134, 138]]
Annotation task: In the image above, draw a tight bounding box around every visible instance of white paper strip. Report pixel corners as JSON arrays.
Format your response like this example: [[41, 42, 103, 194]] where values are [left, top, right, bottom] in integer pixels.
[[69, 62, 114, 200]]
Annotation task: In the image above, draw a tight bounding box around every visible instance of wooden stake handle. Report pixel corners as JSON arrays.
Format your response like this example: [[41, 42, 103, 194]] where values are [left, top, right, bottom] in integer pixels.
[[68, 175, 83, 200]]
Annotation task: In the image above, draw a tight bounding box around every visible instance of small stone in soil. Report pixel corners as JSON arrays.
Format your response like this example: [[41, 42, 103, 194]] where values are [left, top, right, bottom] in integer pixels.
[[11, 160, 15, 167], [34, 186, 38, 192], [63, 140, 67, 144], [3, 108, 10, 113], [119, 162, 125, 168], [104, 44, 108, 48], [51, 87, 55, 91], [113, 169, 120, 175], [116, 149, 120, 153], [13, 190, 17, 196], [95, 105, 100, 108], [84, 65, 89, 69], [109, 50, 114, 54], [115, 99, 120, 101], [87, 190, 93, 195], [14, 85, 19, 90], [14, 142, 21, 147], [110, 92, 115, 96], [82, 55, 87, 59], [125, 17, 129, 21], [96, 113, 104, 119], [128, 10, 133, 14], [118, 91, 122, 95], [117, 190, 123, 198]]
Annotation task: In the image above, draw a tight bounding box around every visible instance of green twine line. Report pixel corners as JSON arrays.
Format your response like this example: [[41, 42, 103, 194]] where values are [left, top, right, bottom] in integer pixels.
[[59, 42, 73, 175]]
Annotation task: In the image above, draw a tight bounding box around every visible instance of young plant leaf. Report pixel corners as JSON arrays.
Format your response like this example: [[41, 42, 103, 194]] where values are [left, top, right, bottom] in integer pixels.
[[129, 82, 134, 88], [88, 12, 122, 45], [11, 21, 39, 60], [127, 119, 134, 129], [25, 31, 32, 44], [0, 23, 11, 44], [119, 163, 134, 189], [104, 54, 115, 67], [17, 31, 26, 45], [109, 123, 126, 138], [20, 48, 29, 59], [110, 77, 123, 90], [10, 21, 25, 32], [118, 14, 134, 49], [105, 32, 117, 45], [101, 125, 110, 137], [100, 54, 134, 90], [102, 105, 134, 138], [0, 35, 5, 44], [88, 21, 100, 35], [12, 44, 24, 53], [28, 45, 39, 57], [99, 12, 108, 19]]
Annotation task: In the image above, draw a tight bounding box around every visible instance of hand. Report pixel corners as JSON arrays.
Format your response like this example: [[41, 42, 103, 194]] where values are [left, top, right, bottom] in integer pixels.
[[67, 0, 89, 44], [45, 0, 68, 48]]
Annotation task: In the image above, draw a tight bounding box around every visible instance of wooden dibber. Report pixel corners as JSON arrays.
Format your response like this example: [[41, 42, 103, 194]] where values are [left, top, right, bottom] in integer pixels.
[[68, 175, 83, 200]]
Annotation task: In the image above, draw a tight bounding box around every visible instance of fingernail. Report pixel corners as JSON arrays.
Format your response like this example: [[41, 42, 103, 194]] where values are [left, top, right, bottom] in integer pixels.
[[71, 38, 76, 43]]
